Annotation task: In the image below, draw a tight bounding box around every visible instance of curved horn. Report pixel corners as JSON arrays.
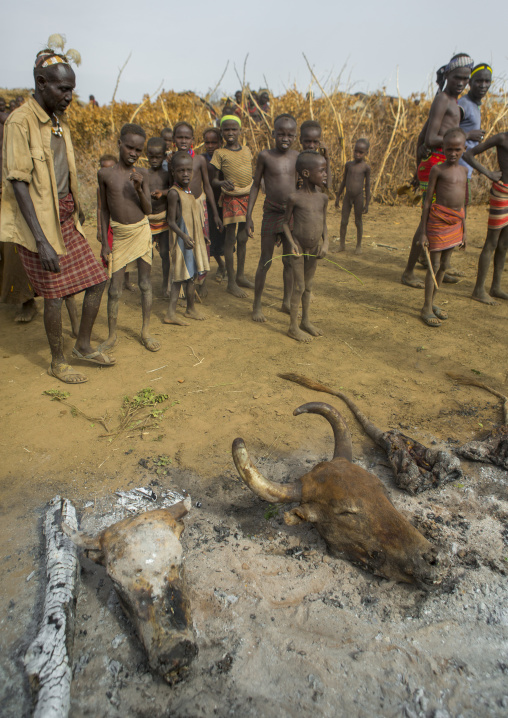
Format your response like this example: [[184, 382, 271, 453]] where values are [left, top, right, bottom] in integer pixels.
[[232, 438, 301, 504], [293, 402, 353, 461]]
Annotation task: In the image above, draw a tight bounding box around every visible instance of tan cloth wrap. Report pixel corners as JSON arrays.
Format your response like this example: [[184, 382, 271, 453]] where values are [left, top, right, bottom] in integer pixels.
[[110, 216, 152, 273]]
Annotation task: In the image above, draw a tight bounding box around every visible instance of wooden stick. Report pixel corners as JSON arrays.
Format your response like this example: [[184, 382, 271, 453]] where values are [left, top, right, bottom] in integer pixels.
[[372, 68, 403, 198], [24, 497, 80, 718], [107, 253, 113, 279], [424, 246, 439, 289], [110, 52, 131, 133]]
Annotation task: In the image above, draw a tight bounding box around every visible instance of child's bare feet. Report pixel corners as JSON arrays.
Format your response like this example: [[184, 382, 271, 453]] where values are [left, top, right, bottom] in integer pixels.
[[236, 275, 255, 289], [14, 299, 37, 323], [354, 245, 362, 255], [227, 281, 247, 298], [300, 322, 323, 336], [401, 271, 425, 289], [163, 313, 189, 326], [472, 288, 497, 304], [252, 307, 267, 323], [97, 334, 118, 353], [288, 327, 313, 342], [491, 287, 508, 300], [337, 243, 346, 253], [141, 334, 161, 352], [184, 308, 205, 321]]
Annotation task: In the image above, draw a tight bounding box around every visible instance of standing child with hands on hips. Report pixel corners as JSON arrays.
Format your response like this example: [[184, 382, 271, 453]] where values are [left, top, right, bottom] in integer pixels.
[[283, 151, 329, 343], [98, 123, 160, 352], [419, 128, 467, 327]]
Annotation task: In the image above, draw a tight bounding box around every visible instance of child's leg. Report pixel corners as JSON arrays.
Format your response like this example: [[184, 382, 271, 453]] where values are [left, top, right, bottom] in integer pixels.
[[164, 281, 188, 325], [185, 278, 205, 321], [253, 234, 276, 322], [401, 219, 425, 288], [64, 295, 80, 337], [157, 231, 171, 298], [300, 256, 322, 336], [472, 228, 501, 304], [287, 256, 311, 342], [339, 194, 352, 251], [490, 227, 508, 300], [235, 222, 254, 290], [214, 253, 226, 281], [353, 193, 364, 254], [98, 267, 125, 351], [421, 250, 441, 326], [224, 224, 245, 297], [137, 258, 160, 352]]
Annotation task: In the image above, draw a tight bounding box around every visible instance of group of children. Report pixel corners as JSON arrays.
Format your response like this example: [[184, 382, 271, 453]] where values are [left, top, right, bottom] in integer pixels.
[[96, 113, 359, 348]]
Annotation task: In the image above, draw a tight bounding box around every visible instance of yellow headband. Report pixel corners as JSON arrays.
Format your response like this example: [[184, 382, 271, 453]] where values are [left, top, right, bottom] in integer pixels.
[[220, 115, 241, 128], [471, 64, 492, 78]]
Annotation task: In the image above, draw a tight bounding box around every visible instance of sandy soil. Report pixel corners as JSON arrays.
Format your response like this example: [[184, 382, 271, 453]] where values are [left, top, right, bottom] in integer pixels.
[[0, 202, 507, 717]]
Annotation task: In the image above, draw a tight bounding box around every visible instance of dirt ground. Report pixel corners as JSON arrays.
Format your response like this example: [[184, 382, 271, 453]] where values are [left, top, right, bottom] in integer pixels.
[[1, 202, 507, 717]]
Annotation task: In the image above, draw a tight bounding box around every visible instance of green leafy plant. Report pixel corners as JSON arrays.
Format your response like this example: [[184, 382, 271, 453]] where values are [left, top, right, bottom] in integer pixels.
[[264, 504, 280, 520]]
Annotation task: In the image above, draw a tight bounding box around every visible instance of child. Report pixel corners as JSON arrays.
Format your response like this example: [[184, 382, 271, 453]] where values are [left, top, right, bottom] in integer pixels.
[[419, 128, 467, 327], [300, 120, 332, 189], [97, 154, 135, 292], [161, 127, 173, 171], [464, 131, 508, 304], [165, 151, 210, 325], [146, 137, 171, 297], [282, 151, 329, 342], [335, 139, 371, 254], [246, 113, 298, 321], [203, 127, 226, 281], [211, 115, 254, 297], [98, 123, 160, 352]]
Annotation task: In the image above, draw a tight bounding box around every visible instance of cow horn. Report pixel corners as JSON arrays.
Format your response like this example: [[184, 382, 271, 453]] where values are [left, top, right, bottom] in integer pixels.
[[293, 402, 353, 461], [232, 438, 302, 503]]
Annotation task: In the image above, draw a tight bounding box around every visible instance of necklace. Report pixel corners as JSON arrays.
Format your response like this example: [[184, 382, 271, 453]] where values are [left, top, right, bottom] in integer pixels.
[[174, 183, 192, 194], [51, 114, 63, 137]]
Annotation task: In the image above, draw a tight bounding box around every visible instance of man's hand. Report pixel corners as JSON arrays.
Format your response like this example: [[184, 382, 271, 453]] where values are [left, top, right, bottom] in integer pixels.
[[101, 243, 111, 263], [362, 204, 369, 215], [319, 144, 329, 159], [38, 241, 61, 273], [419, 234, 429, 249], [221, 179, 235, 192], [317, 243, 328, 259], [214, 215, 224, 232], [130, 170, 144, 191], [460, 235, 467, 250], [246, 216, 254, 237], [467, 129, 485, 143], [489, 170, 502, 182]]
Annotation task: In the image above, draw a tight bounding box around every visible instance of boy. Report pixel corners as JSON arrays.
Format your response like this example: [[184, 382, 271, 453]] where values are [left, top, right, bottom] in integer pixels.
[[246, 113, 298, 322], [203, 127, 226, 281], [464, 131, 508, 304], [173, 121, 222, 294], [211, 115, 254, 297], [97, 153, 134, 292], [419, 128, 467, 327], [300, 120, 332, 189], [161, 127, 173, 171], [335, 138, 371, 254], [282, 151, 329, 342], [146, 137, 171, 297], [401, 53, 473, 288], [98, 123, 160, 352], [165, 152, 210, 325]]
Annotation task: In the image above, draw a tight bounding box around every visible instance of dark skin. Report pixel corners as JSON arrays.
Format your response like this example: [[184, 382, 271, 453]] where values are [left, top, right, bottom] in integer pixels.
[[147, 145, 171, 297], [203, 130, 226, 280], [11, 63, 110, 384], [419, 135, 467, 326], [464, 132, 508, 304], [402, 66, 471, 288], [247, 117, 298, 322], [300, 127, 332, 189], [283, 155, 329, 342], [212, 120, 254, 297], [98, 132, 160, 353], [335, 141, 371, 254], [164, 157, 205, 326]]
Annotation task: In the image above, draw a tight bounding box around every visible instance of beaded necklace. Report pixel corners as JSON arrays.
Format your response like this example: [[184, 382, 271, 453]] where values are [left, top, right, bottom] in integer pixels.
[[51, 114, 63, 137]]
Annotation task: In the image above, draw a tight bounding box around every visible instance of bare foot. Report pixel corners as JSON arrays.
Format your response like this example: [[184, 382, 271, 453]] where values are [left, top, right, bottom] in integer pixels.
[[14, 299, 37, 323], [446, 268, 466, 277], [300, 322, 323, 337], [48, 362, 88, 384], [442, 273, 460, 284], [490, 287, 508, 300], [236, 275, 255, 289], [401, 272, 424, 289], [184, 308, 205, 321], [97, 335, 118, 353], [337, 244, 346, 253], [141, 335, 161, 352], [354, 246, 362, 255], [279, 303, 291, 315], [252, 307, 267, 323], [196, 283, 208, 299], [227, 282, 247, 298], [472, 289, 497, 305], [288, 327, 313, 342], [163, 314, 189, 326]]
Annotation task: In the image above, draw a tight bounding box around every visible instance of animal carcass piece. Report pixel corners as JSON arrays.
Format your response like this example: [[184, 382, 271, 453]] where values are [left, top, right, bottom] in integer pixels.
[[279, 373, 463, 494], [65, 502, 197, 684], [232, 402, 443, 587]]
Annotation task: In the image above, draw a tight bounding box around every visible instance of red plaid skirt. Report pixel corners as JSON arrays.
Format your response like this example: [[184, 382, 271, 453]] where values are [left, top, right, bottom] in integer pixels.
[[222, 193, 249, 225], [17, 194, 107, 299]]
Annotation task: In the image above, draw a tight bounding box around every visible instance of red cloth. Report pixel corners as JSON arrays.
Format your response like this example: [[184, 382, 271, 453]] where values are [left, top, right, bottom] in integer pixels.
[[426, 204, 465, 252], [18, 193, 107, 298], [100, 225, 114, 269], [222, 193, 249, 225], [488, 180, 508, 231], [417, 149, 446, 185]]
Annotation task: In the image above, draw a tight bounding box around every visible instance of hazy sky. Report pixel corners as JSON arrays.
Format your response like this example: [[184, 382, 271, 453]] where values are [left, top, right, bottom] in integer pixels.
[[2, 0, 506, 104]]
